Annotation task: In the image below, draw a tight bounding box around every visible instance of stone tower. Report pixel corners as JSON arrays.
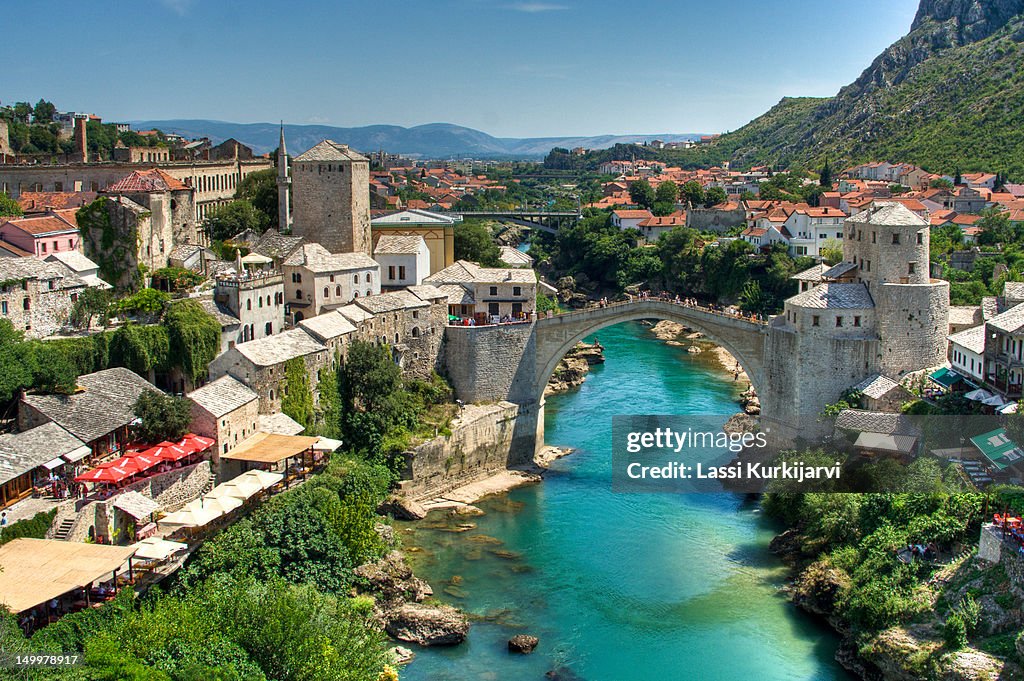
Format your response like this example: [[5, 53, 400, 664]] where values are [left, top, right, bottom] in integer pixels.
[[290, 139, 371, 255], [276, 123, 292, 233]]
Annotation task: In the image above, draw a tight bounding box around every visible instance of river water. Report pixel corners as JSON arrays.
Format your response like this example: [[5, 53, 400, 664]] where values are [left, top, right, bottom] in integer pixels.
[[399, 322, 849, 681]]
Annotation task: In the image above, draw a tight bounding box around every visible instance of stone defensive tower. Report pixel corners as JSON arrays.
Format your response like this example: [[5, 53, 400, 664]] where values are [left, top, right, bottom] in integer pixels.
[[291, 140, 371, 255], [276, 123, 292, 233], [761, 201, 949, 443]]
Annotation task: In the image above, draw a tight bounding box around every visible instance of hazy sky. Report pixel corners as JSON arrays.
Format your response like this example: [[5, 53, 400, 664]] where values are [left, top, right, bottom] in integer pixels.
[[3, 0, 919, 138]]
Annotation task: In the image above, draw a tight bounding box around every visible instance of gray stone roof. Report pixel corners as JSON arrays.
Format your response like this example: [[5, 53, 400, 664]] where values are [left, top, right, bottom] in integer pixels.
[[424, 260, 537, 285], [257, 412, 305, 436], [44, 250, 98, 274], [283, 243, 379, 273], [20, 368, 155, 444], [834, 409, 920, 436], [499, 246, 534, 267], [981, 296, 999, 320], [298, 311, 357, 342], [168, 243, 203, 262], [0, 257, 80, 288], [845, 201, 929, 228], [293, 140, 368, 163], [188, 375, 258, 418], [252, 230, 304, 260], [786, 283, 874, 310], [355, 290, 428, 314], [821, 261, 858, 279], [197, 296, 240, 329], [337, 304, 374, 325], [0, 422, 87, 485], [987, 302, 1024, 335], [407, 284, 448, 302], [373, 235, 426, 255], [948, 306, 981, 327], [433, 283, 474, 305], [851, 374, 902, 399], [234, 328, 325, 367], [1004, 281, 1024, 303], [948, 325, 986, 354], [791, 264, 828, 282]]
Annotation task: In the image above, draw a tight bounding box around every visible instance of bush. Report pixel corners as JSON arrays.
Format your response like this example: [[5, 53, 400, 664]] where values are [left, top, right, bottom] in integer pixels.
[[0, 509, 57, 545], [944, 612, 968, 650]]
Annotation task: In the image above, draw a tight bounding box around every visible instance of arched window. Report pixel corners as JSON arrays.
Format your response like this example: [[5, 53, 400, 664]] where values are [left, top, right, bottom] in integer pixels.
[[367, 273, 373, 284], [323, 287, 330, 298], [269, 389, 275, 401], [354, 274, 360, 284], [257, 297, 262, 308], [366, 290, 371, 297], [296, 289, 303, 300], [336, 285, 341, 297], [353, 291, 359, 298], [266, 322, 273, 335], [395, 333, 400, 344], [411, 327, 420, 338], [247, 299, 252, 311]]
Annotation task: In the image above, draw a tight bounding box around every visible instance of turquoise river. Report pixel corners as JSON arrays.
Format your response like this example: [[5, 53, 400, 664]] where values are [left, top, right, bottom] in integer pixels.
[[399, 321, 851, 681]]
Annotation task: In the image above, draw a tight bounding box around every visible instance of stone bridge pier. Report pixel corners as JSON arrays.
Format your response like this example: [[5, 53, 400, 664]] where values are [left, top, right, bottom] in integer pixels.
[[441, 300, 820, 464]]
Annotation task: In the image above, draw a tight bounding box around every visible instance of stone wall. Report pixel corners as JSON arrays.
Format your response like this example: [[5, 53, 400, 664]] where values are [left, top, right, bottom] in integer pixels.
[[396, 401, 536, 499], [876, 280, 950, 377], [686, 206, 746, 232], [443, 323, 537, 404], [292, 156, 372, 255], [0, 277, 80, 339], [979, 524, 1024, 586]]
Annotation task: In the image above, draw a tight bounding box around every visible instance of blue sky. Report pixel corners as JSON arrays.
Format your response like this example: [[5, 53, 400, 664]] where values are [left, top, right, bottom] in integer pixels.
[[3, 0, 919, 138]]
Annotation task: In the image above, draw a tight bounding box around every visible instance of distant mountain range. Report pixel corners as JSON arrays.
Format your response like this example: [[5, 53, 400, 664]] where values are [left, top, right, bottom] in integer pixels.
[[127, 119, 704, 160]]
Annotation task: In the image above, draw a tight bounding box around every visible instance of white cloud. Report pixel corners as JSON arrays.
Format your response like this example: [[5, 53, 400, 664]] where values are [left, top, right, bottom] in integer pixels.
[[506, 3, 569, 12], [160, 0, 194, 16]]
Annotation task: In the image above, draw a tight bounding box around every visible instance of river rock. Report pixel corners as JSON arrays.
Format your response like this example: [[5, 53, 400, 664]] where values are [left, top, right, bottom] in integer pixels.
[[723, 413, 758, 434], [546, 342, 606, 395], [687, 345, 702, 354], [384, 602, 470, 646], [389, 646, 415, 665], [508, 634, 539, 653], [650, 320, 688, 341], [790, 559, 850, 619], [382, 495, 428, 521], [354, 550, 433, 603]]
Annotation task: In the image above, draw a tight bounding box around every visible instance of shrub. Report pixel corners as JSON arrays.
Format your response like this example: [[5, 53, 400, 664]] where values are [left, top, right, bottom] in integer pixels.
[[0, 509, 57, 545]]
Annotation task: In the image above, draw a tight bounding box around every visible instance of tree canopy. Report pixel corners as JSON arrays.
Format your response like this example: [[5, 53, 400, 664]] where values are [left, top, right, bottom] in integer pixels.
[[453, 220, 501, 267], [132, 390, 192, 443]]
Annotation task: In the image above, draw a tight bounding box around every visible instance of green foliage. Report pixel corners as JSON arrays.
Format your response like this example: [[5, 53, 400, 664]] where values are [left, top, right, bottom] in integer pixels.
[[822, 389, 863, 417], [704, 186, 728, 207], [339, 342, 414, 466], [204, 200, 269, 243], [0, 508, 57, 545], [453, 219, 502, 267], [31, 340, 81, 394], [655, 180, 678, 205], [0, 192, 23, 217], [234, 168, 279, 231], [629, 179, 655, 209], [280, 357, 314, 431], [132, 391, 192, 443], [164, 300, 220, 382], [819, 238, 844, 265], [536, 291, 559, 313], [151, 267, 204, 292], [77, 197, 141, 291], [680, 180, 705, 206], [110, 323, 170, 376], [70, 286, 113, 330], [0, 319, 36, 402], [111, 289, 171, 319]]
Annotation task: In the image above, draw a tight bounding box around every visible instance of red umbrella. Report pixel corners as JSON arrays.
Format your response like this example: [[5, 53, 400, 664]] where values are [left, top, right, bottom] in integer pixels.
[[126, 451, 162, 472], [74, 466, 134, 484], [98, 456, 143, 474], [177, 434, 214, 454], [148, 442, 190, 462]]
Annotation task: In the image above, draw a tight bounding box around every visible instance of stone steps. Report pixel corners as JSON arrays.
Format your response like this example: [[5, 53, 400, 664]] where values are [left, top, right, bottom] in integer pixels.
[[52, 517, 76, 541]]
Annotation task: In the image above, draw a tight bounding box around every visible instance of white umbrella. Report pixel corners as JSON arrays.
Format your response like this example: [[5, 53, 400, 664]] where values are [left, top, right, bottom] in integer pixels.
[[982, 394, 1008, 407], [964, 389, 994, 401], [208, 477, 263, 500], [1000, 402, 1020, 415], [160, 500, 223, 528], [199, 495, 243, 515], [240, 469, 284, 490], [131, 537, 188, 561]]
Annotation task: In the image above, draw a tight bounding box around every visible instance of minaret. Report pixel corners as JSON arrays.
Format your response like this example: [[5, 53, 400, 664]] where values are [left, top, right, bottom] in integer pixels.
[[276, 122, 292, 233]]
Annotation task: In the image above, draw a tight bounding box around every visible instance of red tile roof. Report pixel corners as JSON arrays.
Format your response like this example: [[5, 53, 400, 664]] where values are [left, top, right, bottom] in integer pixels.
[[105, 169, 189, 193], [17, 191, 98, 212], [0, 212, 78, 236], [0, 240, 32, 257], [612, 209, 654, 219]]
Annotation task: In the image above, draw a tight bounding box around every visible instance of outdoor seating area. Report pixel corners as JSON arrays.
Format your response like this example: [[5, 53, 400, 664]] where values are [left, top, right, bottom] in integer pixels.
[[158, 469, 284, 535], [992, 514, 1024, 555], [220, 433, 323, 485], [73, 433, 214, 500], [0, 538, 138, 632]]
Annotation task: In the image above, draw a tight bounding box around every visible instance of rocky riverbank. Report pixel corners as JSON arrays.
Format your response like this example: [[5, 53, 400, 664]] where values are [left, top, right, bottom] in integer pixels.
[[545, 341, 605, 396]]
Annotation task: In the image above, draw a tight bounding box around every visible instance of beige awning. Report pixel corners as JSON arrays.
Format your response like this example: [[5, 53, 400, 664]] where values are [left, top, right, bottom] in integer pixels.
[[112, 491, 160, 520], [0, 539, 137, 613], [854, 431, 917, 453], [159, 499, 223, 528], [238, 469, 284, 490], [130, 537, 187, 561], [221, 433, 319, 464]]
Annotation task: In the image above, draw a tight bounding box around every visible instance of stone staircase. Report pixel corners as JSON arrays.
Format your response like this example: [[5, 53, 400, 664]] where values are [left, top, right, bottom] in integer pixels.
[[52, 516, 76, 541]]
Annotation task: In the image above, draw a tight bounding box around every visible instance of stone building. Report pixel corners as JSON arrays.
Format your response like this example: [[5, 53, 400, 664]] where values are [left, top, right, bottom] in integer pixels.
[[374, 234, 430, 288], [187, 375, 260, 462], [282, 243, 380, 322], [762, 202, 949, 443], [291, 140, 371, 255], [370, 209, 456, 276], [350, 288, 446, 378], [112, 144, 171, 163], [424, 259, 538, 322], [297, 311, 357, 358], [213, 269, 285, 343], [276, 125, 292, 232], [0, 257, 85, 337], [207, 328, 330, 414]]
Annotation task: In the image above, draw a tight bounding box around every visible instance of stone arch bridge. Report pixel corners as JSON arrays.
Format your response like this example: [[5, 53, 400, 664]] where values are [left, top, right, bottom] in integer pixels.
[[443, 299, 783, 464]]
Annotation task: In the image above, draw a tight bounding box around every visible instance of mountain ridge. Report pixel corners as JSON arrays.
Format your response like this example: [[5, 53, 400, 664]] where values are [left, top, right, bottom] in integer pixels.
[[127, 119, 705, 159]]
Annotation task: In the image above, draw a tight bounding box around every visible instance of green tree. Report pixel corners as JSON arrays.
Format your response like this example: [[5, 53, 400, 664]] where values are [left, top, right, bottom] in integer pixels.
[[32, 99, 56, 123], [236, 168, 280, 231], [704, 186, 728, 207], [70, 286, 112, 329], [0, 192, 22, 217], [819, 158, 833, 188], [655, 180, 679, 205], [164, 300, 221, 383], [0, 319, 35, 403], [629, 179, 655, 209], [281, 357, 314, 430], [681, 180, 705, 207], [11, 102, 31, 124], [31, 342, 79, 394], [205, 200, 270, 242], [453, 220, 501, 266], [930, 178, 953, 189], [819, 238, 844, 265], [976, 207, 1012, 246], [132, 390, 192, 443]]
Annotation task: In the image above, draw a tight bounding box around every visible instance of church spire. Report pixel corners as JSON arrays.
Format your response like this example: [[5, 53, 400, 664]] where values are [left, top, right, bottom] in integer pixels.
[[276, 121, 292, 233]]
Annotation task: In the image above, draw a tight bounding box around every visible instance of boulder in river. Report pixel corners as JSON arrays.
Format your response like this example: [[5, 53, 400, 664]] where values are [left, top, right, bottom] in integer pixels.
[[354, 550, 433, 603], [508, 634, 539, 653], [384, 602, 470, 646], [382, 495, 427, 520]]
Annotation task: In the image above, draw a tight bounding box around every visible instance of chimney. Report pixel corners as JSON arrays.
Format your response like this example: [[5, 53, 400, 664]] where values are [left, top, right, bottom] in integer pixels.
[[74, 117, 88, 162]]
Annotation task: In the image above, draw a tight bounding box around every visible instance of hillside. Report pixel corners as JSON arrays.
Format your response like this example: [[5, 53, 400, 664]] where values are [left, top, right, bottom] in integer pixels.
[[128, 119, 702, 159], [661, 0, 1024, 176]]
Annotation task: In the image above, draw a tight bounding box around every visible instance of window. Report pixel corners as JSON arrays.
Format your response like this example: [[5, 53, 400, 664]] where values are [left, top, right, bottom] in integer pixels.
[[323, 287, 329, 298], [40, 242, 46, 253], [836, 316, 843, 327], [68, 239, 74, 248], [296, 290, 303, 300], [367, 273, 372, 284], [1, 302, 6, 315], [413, 310, 419, 319], [513, 286, 522, 296], [854, 316, 861, 327], [512, 302, 523, 315], [488, 302, 499, 315], [258, 297, 263, 308], [917, 232, 923, 245], [908, 262, 916, 275], [247, 299, 252, 311], [292, 272, 301, 283], [489, 286, 498, 296], [398, 266, 406, 280], [411, 327, 420, 338], [354, 274, 360, 284], [266, 322, 273, 335], [388, 266, 396, 280], [857, 230, 862, 241], [23, 298, 30, 310], [52, 241, 58, 251], [329, 274, 335, 282], [336, 285, 341, 297], [872, 232, 876, 244], [892, 233, 900, 244], [812, 315, 820, 327]]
